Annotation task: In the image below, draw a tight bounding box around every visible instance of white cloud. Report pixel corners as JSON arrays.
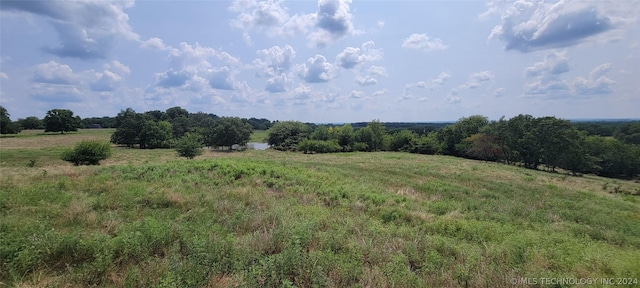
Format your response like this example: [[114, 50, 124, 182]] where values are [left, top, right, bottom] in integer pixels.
[[2, 1, 139, 59], [493, 87, 505, 97], [90, 61, 130, 92], [463, 71, 493, 89], [310, 0, 356, 47], [402, 33, 447, 52], [32, 61, 77, 84], [298, 54, 334, 83], [336, 41, 383, 69], [573, 63, 615, 95], [0, 72, 7, 80], [525, 50, 570, 77], [141, 37, 170, 51], [265, 74, 289, 93], [485, 0, 640, 52], [254, 45, 296, 76], [355, 65, 387, 86], [372, 89, 388, 97], [349, 90, 365, 99]]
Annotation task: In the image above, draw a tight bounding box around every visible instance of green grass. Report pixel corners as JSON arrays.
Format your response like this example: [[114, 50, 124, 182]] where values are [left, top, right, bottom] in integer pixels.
[[249, 129, 269, 143], [1, 131, 639, 287]]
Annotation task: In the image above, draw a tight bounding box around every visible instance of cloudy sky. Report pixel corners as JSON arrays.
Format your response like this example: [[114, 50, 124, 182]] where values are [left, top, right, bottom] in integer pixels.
[[1, 0, 639, 122]]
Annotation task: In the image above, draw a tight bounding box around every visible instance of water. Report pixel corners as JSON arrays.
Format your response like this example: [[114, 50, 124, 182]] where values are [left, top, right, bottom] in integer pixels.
[[246, 142, 269, 150]]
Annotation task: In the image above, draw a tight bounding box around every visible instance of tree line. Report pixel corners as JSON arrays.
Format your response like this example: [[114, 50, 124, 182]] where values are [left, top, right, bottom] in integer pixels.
[[268, 116, 640, 179]]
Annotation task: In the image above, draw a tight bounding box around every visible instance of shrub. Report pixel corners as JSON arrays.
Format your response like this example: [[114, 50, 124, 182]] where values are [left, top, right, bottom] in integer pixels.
[[175, 133, 204, 159], [61, 140, 112, 166], [298, 139, 341, 154]]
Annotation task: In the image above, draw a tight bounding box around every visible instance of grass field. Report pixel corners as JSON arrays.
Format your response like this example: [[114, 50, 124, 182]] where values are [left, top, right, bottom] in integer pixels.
[[1, 130, 639, 287]]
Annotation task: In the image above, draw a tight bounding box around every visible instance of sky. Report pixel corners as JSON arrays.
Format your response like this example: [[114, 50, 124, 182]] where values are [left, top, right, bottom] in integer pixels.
[[1, 0, 639, 123]]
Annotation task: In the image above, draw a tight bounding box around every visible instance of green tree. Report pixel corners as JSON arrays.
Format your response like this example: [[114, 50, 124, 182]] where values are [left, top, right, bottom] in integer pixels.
[[139, 120, 173, 149], [354, 127, 374, 151], [388, 130, 416, 151], [17, 116, 43, 130], [175, 132, 204, 159], [210, 117, 253, 149], [337, 124, 354, 151], [367, 120, 387, 151], [0, 105, 22, 134], [61, 140, 112, 166], [43, 109, 79, 134], [506, 114, 541, 169], [613, 122, 640, 145], [111, 108, 146, 147], [310, 125, 331, 141], [267, 121, 311, 151]]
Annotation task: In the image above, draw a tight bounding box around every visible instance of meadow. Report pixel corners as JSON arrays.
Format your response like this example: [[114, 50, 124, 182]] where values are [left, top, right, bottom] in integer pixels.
[[1, 129, 639, 287]]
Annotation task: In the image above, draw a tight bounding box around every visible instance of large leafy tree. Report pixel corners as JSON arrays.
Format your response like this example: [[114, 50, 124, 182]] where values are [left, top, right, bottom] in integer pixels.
[[613, 122, 640, 145], [209, 117, 253, 149], [0, 105, 22, 134], [111, 108, 148, 147], [43, 109, 79, 134], [267, 121, 311, 151], [139, 120, 173, 149], [367, 120, 387, 151]]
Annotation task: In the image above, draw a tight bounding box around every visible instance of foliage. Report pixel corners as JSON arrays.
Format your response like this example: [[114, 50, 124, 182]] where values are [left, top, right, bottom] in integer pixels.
[[175, 133, 204, 159], [354, 127, 374, 152], [140, 120, 173, 149], [613, 122, 640, 145], [410, 133, 439, 154], [336, 124, 354, 150], [367, 120, 386, 151], [297, 139, 341, 153], [267, 121, 311, 151], [310, 125, 330, 141], [0, 105, 22, 134], [43, 109, 79, 134], [209, 117, 253, 149], [388, 130, 416, 151], [61, 140, 112, 165], [111, 108, 147, 147], [16, 116, 43, 130]]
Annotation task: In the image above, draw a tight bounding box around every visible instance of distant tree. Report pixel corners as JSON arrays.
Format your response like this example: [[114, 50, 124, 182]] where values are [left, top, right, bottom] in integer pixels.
[[210, 117, 253, 149], [310, 125, 331, 141], [267, 121, 311, 151], [111, 108, 146, 147], [170, 116, 192, 139], [535, 117, 575, 171], [61, 140, 112, 166], [437, 115, 489, 156], [388, 130, 416, 151], [17, 116, 43, 130], [0, 105, 22, 134], [337, 124, 354, 150], [367, 120, 387, 151], [354, 127, 374, 151], [613, 122, 640, 145], [166, 106, 189, 119], [506, 114, 541, 169], [43, 109, 79, 134], [410, 133, 439, 155], [145, 110, 168, 122], [139, 120, 173, 149], [175, 132, 204, 159]]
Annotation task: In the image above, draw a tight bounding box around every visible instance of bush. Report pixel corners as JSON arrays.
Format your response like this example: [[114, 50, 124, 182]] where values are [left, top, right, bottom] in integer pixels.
[[175, 133, 204, 159], [298, 139, 341, 154], [61, 141, 112, 166]]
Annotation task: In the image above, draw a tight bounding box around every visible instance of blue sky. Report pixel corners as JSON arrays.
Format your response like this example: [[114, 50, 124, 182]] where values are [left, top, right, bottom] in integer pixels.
[[1, 0, 639, 122]]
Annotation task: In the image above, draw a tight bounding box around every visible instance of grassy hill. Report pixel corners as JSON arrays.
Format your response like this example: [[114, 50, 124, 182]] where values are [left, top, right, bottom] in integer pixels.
[[1, 130, 639, 287]]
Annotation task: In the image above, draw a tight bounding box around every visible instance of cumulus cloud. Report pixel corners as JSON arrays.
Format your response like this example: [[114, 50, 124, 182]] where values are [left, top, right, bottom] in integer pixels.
[[253, 45, 296, 92], [90, 61, 131, 92], [229, 0, 356, 47], [32, 60, 77, 84], [336, 41, 383, 69], [573, 63, 615, 95], [461, 71, 493, 89], [32, 85, 85, 103], [254, 45, 296, 76], [141, 37, 170, 51], [399, 72, 451, 101], [1, 1, 138, 59], [485, 0, 637, 52], [298, 55, 334, 83], [309, 0, 355, 47], [525, 50, 570, 77], [155, 69, 191, 88], [402, 33, 447, 52], [444, 90, 461, 104], [355, 65, 387, 86], [493, 87, 506, 97], [265, 74, 289, 93], [372, 89, 388, 97], [349, 90, 365, 99]]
